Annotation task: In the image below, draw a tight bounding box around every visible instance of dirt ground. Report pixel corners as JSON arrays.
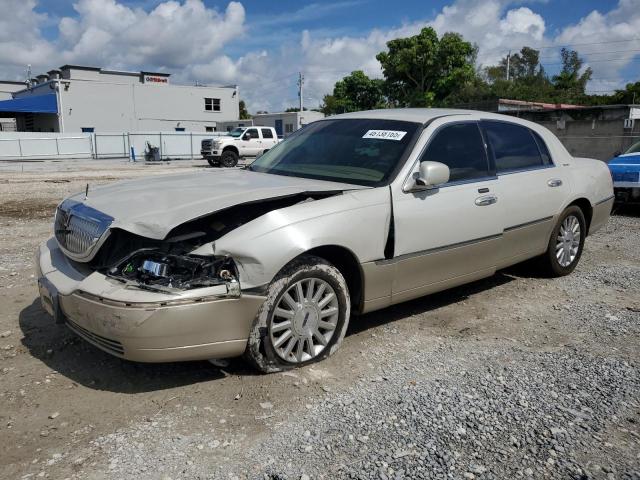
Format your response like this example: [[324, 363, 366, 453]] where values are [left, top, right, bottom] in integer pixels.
[[0, 159, 638, 479]]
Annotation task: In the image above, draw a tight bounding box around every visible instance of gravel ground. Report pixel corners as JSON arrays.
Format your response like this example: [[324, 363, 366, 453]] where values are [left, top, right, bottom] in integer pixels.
[[0, 160, 638, 480]]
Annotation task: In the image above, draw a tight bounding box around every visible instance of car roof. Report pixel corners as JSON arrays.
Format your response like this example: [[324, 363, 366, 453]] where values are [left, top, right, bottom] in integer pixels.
[[329, 108, 542, 127]]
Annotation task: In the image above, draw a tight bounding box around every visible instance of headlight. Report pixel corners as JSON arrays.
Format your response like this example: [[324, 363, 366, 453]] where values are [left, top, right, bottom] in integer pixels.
[[107, 252, 237, 290]]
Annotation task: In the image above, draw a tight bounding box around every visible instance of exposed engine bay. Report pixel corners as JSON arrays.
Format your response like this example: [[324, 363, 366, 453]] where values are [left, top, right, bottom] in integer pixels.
[[88, 192, 340, 291]]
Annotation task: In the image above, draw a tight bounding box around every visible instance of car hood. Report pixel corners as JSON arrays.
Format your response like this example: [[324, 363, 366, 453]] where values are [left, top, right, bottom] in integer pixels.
[[68, 169, 366, 239]]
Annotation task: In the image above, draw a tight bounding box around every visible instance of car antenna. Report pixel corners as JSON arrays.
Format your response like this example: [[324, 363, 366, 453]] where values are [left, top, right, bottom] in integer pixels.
[[85, 183, 89, 200]]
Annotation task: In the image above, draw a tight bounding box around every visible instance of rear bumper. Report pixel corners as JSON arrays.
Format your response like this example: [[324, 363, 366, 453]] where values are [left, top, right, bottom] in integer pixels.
[[590, 195, 614, 235], [613, 186, 640, 203], [35, 238, 266, 362]]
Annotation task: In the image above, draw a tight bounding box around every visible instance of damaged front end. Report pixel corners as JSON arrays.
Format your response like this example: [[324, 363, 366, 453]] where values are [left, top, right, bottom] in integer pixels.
[[83, 192, 339, 295], [105, 249, 240, 295]]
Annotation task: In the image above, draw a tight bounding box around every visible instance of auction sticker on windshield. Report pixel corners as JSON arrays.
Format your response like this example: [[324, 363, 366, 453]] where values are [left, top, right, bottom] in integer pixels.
[[362, 130, 407, 141]]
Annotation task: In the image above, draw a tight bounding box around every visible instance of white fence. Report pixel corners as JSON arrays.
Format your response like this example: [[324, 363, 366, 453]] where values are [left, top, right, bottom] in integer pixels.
[[0, 131, 229, 160], [0, 132, 93, 159]]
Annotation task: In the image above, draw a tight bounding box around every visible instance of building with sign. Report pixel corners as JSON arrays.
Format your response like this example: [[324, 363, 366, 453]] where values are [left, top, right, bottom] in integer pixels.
[[0, 65, 239, 133]]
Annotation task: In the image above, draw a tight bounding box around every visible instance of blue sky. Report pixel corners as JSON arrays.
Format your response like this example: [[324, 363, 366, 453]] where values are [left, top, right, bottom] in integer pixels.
[[3, 0, 639, 111]]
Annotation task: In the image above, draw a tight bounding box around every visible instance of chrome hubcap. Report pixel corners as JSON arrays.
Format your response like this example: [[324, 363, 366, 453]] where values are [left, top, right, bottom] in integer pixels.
[[269, 278, 339, 363], [555, 215, 581, 267]]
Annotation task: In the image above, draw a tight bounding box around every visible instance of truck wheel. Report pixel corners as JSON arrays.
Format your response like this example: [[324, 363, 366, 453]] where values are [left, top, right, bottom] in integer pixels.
[[244, 254, 351, 373], [221, 150, 238, 168], [207, 158, 218, 167]]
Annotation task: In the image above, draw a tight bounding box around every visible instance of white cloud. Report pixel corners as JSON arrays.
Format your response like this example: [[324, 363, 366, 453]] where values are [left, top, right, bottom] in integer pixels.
[[0, 0, 56, 73], [553, 0, 640, 93], [0, 0, 637, 112], [293, 0, 550, 107], [58, 0, 245, 69]]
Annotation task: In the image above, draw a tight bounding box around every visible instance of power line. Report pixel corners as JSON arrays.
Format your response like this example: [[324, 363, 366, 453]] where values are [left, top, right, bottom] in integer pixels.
[[481, 37, 640, 55], [541, 56, 640, 66], [538, 48, 640, 60]]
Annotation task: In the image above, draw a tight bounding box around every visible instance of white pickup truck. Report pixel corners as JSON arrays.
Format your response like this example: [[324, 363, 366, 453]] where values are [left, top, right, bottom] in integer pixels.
[[201, 126, 280, 167]]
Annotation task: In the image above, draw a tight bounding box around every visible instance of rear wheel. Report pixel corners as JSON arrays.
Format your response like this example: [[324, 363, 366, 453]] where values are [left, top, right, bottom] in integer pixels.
[[244, 255, 350, 373], [539, 206, 586, 277], [221, 150, 238, 168]]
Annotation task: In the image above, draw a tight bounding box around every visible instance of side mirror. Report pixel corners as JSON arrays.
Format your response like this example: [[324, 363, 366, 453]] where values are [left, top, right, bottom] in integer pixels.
[[613, 150, 621, 157], [412, 161, 450, 190], [242, 133, 251, 141]]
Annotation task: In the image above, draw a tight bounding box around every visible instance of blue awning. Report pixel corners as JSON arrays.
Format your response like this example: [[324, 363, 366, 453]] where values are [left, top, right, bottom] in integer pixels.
[[0, 94, 58, 114]]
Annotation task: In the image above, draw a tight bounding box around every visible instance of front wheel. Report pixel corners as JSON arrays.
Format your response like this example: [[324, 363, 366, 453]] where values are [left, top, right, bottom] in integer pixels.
[[220, 150, 238, 168], [244, 255, 351, 373], [539, 206, 586, 277]]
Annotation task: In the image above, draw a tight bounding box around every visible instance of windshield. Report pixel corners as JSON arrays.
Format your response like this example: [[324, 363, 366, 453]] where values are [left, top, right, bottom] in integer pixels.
[[248, 118, 420, 186], [624, 140, 640, 154], [228, 127, 246, 138]]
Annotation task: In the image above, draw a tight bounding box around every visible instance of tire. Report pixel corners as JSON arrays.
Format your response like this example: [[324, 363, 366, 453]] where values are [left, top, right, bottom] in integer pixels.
[[207, 158, 218, 167], [539, 206, 586, 277], [244, 254, 351, 373], [220, 150, 239, 168]]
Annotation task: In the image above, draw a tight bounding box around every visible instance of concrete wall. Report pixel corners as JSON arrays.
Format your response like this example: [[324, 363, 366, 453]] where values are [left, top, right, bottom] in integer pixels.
[[539, 119, 638, 160], [508, 106, 640, 160]]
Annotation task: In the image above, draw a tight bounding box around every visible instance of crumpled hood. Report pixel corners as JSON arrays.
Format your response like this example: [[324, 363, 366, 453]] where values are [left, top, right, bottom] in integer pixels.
[[67, 169, 365, 240]]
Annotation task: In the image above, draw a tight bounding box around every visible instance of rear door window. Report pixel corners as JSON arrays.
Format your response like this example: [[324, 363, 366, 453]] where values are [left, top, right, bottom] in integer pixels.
[[482, 121, 545, 173], [420, 122, 490, 183], [531, 130, 553, 165], [261, 128, 274, 139]]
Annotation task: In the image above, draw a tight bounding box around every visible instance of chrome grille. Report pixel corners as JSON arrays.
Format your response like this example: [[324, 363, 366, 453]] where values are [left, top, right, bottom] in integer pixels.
[[201, 139, 213, 149], [54, 200, 113, 261]]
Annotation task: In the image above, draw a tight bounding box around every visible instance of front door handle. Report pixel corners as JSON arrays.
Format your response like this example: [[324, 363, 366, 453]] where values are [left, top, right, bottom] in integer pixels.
[[548, 179, 563, 187], [475, 194, 498, 206]]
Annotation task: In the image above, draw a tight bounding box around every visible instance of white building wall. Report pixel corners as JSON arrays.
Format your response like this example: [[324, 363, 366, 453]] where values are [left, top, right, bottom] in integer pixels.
[[252, 111, 325, 137], [133, 83, 239, 131], [0, 81, 25, 100], [9, 69, 239, 133]]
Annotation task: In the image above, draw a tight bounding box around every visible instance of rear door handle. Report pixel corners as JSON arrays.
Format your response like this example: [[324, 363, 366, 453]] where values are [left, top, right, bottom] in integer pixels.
[[475, 194, 498, 206], [548, 179, 563, 187]]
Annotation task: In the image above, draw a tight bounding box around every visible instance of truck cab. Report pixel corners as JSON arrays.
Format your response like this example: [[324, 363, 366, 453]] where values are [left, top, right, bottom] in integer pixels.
[[201, 127, 279, 167]]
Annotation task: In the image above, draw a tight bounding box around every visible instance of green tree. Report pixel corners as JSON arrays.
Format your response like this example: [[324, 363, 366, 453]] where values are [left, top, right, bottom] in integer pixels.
[[486, 47, 546, 83], [320, 94, 340, 115], [321, 70, 385, 115], [483, 47, 599, 105], [610, 81, 640, 104], [552, 48, 593, 100], [239, 100, 251, 119], [485, 47, 553, 103], [376, 27, 478, 107]]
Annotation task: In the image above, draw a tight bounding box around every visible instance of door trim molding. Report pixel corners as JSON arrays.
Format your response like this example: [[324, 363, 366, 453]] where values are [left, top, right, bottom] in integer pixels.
[[504, 215, 554, 232], [375, 214, 556, 266], [375, 233, 503, 265]]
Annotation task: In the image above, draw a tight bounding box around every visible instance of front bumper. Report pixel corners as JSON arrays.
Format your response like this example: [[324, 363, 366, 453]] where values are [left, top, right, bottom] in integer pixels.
[[201, 150, 220, 158], [35, 238, 266, 362]]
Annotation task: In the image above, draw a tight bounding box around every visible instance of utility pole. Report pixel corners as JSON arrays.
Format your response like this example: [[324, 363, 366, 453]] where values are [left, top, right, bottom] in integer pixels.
[[506, 50, 511, 81], [298, 72, 304, 112]]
